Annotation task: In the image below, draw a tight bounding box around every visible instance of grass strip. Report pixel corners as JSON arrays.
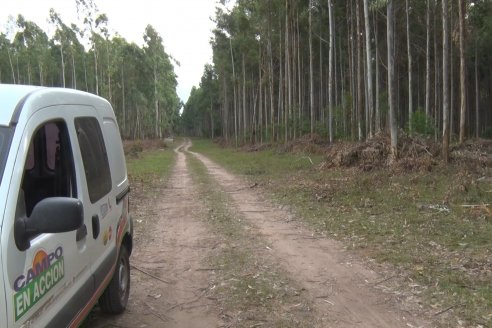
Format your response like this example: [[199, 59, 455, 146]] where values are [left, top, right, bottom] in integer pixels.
[[186, 153, 317, 328], [190, 138, 492, 327]]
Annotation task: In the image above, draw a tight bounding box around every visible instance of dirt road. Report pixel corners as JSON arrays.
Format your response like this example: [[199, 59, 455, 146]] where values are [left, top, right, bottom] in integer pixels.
[[85, 140, 429, 327]]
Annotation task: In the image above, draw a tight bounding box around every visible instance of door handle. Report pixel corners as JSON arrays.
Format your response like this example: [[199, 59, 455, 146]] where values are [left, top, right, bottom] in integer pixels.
[[76, 224, 87, 241], [92, 215, 100, 239]]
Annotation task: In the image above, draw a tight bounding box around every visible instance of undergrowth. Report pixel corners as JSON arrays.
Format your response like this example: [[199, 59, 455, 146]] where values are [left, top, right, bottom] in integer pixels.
[[190, 138, 492, 328]]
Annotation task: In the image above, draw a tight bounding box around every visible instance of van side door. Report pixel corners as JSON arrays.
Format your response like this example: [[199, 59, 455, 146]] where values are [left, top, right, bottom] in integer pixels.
[[2, 107, 93, 327], [72, 115, 119, 306]]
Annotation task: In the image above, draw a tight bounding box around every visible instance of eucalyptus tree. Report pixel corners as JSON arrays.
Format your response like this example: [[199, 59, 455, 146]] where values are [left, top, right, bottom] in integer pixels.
[[387, 0, 397, 159], [458, 0, 466, 144], [442, 0, 450, 162], [0, 33, 16, 83], [13, 15, 51, 85]]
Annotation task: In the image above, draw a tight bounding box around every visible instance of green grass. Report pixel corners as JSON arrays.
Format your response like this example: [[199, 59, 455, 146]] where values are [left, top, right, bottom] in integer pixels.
[[186, 153, 316, 327], [190, 138, 324, 178], [190, 138, 492, 327], [126, 148, 175, 182]]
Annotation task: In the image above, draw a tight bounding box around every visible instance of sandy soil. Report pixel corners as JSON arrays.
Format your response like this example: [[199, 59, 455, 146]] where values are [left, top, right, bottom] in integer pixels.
[[85, 143, 223, 328], [86, 140, 430, 327]]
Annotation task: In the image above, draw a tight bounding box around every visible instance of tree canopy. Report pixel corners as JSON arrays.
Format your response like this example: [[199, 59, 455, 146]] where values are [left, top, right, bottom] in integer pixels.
[[0, 2, 180, 139], [183, 0, 492, 148]]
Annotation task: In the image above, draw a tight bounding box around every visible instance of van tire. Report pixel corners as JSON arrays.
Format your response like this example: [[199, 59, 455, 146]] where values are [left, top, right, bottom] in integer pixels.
[[99, 246, 130, 314]]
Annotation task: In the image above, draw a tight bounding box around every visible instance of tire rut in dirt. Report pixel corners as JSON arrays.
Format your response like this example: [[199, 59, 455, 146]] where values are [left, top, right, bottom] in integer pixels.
[[85, 143, 222, 328], [188, 146, 429, 328]]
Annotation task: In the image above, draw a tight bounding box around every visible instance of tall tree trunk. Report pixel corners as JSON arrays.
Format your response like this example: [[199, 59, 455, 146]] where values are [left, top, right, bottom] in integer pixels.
[[458, 0, 466, 143], [93, 45, 99, 95], [121, 66, 126, 137], [425, 0, 431, 121], [387, 0, 398, 160], [72, 53, 77, 89], [374, 11, 380, 133], [229, 37, 238, 147], [309, 0, 315, 135], [442, 0, 450, 162], [259, 54, 263, 144], [328, 0, 335, 142], [356, 0, 363, 140], [242, 54, 247, 141], [349, 1, 356, 140], [154, 64, 159, 138], [268, 31, 275, 142], [406, 0, 413, 135], [7, 47, 15, 84], [475, 42, 479, 138], [363, 0, 373, 138]]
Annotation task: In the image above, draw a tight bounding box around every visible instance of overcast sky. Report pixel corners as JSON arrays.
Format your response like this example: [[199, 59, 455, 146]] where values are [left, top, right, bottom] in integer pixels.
[[1, 0, 227, 103]]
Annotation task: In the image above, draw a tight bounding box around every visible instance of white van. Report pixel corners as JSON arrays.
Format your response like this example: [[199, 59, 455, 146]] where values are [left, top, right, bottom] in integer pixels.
[[0, 85, 133, 327]]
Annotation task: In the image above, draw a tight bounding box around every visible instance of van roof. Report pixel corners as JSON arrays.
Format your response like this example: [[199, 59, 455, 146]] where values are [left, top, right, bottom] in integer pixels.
[[0, 85, 43, 127], [0, 84, 110, 127]]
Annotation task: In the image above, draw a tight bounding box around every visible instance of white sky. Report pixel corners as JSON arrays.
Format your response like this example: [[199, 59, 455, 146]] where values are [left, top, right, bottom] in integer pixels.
[[1, 0, 227, 103]]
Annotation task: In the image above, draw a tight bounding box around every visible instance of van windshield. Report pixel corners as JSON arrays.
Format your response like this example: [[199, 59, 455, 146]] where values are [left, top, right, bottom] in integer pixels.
[[0, 127, 14, 188]]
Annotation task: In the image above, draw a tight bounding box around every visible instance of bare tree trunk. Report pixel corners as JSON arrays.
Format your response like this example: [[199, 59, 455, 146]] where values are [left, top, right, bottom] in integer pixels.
[[309, 0, 314, 136], [374, 11, 380, 133], [309, 0, 315, 135], [434, 3, 440, 142], [442, 0, 450, 162], [72, 53, 77, 89], [121, 66, 126, 137], [356, 0, 363, 140], [458, 0, 466, 143], [229, 37, 238, 147], [93, 45, 99, 95], [259, 53, 263, 144], [349, 1, 356, 139], [328, 0, 335, 142], [154, 64, 159, 138], [406, 0, 413, 135], [268, 32, 275, 142], [59, 45, 66, 87], [242, 54, 247, 141], [475, 42, 479, 138], [7, 48, 15, 84], [387, 0, 398, 160], [425, 0, 431, 121], [363, 0, 373, 138], [285, 2, 290, 142]]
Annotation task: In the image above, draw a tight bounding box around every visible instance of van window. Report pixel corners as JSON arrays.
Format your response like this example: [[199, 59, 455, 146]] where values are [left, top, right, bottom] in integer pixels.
[[20, 121, 77, 217], [75, 117, 112, 203]]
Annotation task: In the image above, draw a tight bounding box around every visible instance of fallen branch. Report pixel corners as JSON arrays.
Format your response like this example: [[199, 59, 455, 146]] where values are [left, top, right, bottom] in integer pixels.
[[166, 289, 208, 312], [434, 304, 459, 316], [142, 301, 169, 322], [460, 204, 490, 208], [131, 264, 171, 284], [372, 275, 396, 286]]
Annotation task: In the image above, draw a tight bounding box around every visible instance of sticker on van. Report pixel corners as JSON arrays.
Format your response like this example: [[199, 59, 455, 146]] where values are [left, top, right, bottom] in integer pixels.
[[13, 246, 64, 321]]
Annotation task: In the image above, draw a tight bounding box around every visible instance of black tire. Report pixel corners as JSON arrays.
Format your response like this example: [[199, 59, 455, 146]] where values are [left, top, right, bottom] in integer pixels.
[[99, 246, 130, 314]]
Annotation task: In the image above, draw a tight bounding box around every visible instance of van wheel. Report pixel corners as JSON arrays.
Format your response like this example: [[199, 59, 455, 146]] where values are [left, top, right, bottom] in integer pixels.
[[99, 246, 130, 314]]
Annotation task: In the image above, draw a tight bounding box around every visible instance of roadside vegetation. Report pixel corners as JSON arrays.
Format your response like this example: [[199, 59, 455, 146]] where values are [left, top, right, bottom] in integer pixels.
[[190, 138, 492, 327], [125, 139, 175, 183]]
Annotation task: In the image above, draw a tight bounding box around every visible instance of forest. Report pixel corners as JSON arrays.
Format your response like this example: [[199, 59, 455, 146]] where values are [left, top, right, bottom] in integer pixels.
[[0, 0, 181, 140], [181, 0, 492, 160]]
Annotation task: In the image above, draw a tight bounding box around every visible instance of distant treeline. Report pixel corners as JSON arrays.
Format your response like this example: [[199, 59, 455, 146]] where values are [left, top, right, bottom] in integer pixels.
[[0, 0, 180, 139], [182, 0, 492, 158]]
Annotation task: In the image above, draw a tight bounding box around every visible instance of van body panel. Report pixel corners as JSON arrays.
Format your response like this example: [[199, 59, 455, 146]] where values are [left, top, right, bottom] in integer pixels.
[[0, 85, 132, 327]]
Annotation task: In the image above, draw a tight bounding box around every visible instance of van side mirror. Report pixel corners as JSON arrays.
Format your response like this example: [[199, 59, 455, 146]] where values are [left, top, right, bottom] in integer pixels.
[[14, 198, 84, 251]]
